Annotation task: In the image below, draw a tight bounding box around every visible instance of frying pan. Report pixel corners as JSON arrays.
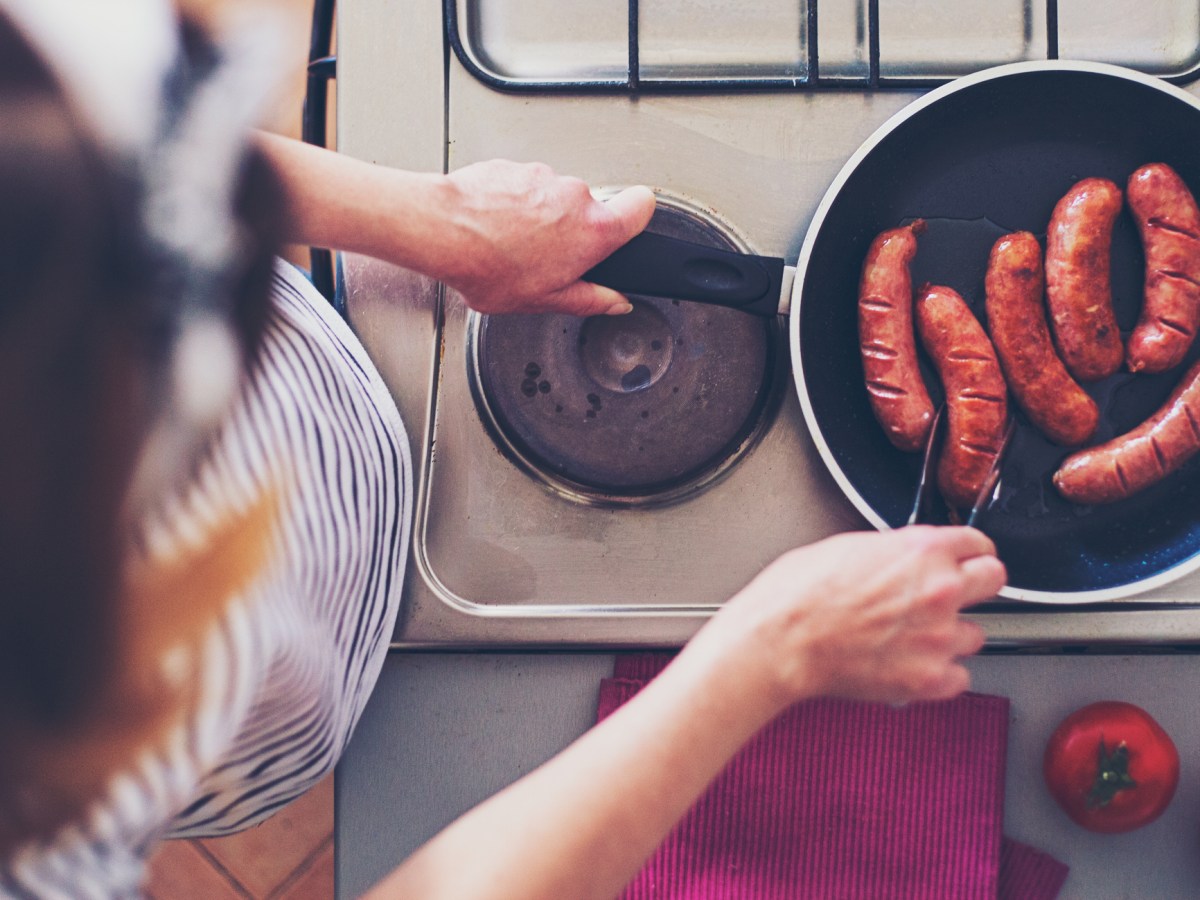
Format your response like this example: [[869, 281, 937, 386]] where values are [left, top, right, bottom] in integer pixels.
[[588, 60, 1200, 603]]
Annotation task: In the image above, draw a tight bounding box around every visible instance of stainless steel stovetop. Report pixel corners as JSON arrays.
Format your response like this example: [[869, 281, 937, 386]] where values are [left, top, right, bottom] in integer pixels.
[[336, 0, 1200, 648]]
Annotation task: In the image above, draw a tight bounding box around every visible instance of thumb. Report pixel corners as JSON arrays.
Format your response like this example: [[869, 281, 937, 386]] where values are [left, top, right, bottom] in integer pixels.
[[542, 280, 635, 317], [594, 185, 657, 250]]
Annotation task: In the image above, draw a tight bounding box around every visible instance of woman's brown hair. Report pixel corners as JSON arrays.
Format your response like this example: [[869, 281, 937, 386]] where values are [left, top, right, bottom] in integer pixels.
[[0, 10, 285, 854]]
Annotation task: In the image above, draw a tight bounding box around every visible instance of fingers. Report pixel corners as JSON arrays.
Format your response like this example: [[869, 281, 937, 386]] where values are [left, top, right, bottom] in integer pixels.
[[595, 185, 657, 249], [538, 186, 655, 316], [959, 554, 1007, 605], [543, 281, 634, 317], [948, 526, 997, 562], [902, 524, 997, 562], [899, 628, 979, 702], [921, 662, 972, 701], [905, 590, 986, 648], [898, 525, 1005, 611], [885, 657, 973, 706], [950, 619, 986, 657]]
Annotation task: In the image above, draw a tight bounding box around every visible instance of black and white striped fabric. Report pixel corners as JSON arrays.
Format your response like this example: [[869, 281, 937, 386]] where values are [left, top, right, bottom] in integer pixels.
[[1, 262, 411, 899]]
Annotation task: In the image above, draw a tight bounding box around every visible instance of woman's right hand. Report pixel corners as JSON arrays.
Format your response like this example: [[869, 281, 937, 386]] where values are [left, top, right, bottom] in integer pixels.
[[685, 526, 1005, 712], [254, 139, 656, 318], [431, 159, 655, 316]]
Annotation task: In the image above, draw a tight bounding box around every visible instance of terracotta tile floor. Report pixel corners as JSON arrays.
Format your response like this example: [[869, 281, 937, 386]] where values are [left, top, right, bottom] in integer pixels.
[[143, 773, 334, 899]]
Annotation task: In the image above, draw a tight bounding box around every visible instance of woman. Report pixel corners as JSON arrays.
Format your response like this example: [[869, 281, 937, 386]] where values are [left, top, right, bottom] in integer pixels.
[[0, 2, 1004, 897]]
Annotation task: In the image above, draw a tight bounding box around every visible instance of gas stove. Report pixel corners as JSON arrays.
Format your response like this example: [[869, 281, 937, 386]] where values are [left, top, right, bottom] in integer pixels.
[[336, 0, 1200, 648]]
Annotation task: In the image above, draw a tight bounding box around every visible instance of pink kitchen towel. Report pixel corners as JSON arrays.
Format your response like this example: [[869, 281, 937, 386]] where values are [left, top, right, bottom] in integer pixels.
[[601, 654, 1068, 899], [997, 837, 1070, 900]]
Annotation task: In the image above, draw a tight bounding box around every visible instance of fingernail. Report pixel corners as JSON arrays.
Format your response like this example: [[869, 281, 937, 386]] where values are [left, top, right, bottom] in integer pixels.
[[605, 302, 634, 315]]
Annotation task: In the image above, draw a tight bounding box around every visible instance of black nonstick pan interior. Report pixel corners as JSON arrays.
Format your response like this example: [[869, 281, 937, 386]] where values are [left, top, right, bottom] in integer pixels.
[[795, 62, 1200, 600]]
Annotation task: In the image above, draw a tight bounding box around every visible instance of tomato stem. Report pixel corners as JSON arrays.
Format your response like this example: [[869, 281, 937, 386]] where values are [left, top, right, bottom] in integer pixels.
[[1087, 738, 1136, 809]]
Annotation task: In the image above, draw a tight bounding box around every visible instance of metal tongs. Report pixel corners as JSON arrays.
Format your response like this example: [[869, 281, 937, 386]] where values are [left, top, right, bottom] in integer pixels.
[[907, 405, 1017, 528]]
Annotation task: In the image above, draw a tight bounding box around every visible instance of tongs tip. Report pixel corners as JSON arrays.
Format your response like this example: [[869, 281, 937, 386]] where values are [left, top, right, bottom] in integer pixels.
[[907, 408, 1016, 529], [965, 416, 1017, 529], [906, 404, 946, 527]]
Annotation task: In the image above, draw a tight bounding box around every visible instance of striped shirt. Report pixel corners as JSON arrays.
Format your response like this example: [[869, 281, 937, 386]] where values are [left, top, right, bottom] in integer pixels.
[[1, 262, 412, 898]]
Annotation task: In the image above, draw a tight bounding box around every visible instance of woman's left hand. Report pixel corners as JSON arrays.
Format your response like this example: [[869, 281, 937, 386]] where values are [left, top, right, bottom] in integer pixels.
[[685, 526, 1004, 713]]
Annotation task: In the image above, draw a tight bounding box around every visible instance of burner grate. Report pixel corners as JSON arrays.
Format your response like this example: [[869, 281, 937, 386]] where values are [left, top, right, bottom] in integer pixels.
[[447, 0, 1200, 93]]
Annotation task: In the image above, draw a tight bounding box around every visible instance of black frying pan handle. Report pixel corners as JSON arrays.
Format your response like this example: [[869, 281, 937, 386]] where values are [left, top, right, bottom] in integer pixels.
[[584, 232, 785, 317]]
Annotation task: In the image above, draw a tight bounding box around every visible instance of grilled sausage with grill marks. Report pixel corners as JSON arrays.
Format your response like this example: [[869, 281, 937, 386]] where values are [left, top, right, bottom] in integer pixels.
[[916, 284, 1009, 510], [1126, 163, 1200, 373], [858, 220, 933, 452], [1054, 357, 1200, 504], [1045, 177, 1125, 381], [985, 231, 1099, 446]]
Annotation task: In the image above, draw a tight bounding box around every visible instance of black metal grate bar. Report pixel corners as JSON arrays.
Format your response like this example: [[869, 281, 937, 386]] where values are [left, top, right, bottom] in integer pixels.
[[866, 0, 880, 88], [628, 0, 639, 92], [446, 0, 1200, 93], [1046, 0, 1059, 60], [806, 0, 819, 82], [303, 0, 339, 307]]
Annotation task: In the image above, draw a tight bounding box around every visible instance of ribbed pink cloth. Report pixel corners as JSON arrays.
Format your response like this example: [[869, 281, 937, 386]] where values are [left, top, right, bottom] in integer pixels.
[[601, 654, 1068, 900], [998, 838, 1070, 900]]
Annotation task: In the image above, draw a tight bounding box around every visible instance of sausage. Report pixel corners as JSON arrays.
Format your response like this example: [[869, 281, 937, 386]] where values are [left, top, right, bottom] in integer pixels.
[[1054, 357, 1200, 504], [1126, 163, 1200, 373], [1044, 177, 1125, 381], [985, 231, 1099, 446], [915, 284, 1009, 510], [858, 221, 933, 452]]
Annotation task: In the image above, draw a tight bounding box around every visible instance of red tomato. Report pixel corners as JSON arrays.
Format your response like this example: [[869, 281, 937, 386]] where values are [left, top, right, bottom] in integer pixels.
[[1043, 701, 1179, 834]]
